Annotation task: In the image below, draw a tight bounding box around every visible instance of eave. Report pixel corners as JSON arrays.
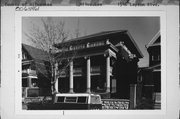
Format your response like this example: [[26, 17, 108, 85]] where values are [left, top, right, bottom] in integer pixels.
[[146, 31, 160, 48], [54, 44, 118, 59]]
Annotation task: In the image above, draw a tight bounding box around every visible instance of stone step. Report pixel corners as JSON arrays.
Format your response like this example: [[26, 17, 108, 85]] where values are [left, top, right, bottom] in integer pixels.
[[102, 99, 130, 110]]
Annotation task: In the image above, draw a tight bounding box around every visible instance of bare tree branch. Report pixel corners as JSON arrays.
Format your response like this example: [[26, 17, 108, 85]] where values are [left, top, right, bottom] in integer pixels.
[[24, 18, 73, 94], [24, 17, 83, 95]]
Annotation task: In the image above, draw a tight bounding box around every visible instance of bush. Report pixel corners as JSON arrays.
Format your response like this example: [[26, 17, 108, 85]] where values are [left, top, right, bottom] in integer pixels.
[[135, 97, 154, 109]]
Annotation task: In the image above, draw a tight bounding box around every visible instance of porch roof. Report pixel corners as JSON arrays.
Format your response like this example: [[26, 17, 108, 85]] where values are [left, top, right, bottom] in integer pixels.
[[54, 44, 118, 59], [54, 30, 143, 58]]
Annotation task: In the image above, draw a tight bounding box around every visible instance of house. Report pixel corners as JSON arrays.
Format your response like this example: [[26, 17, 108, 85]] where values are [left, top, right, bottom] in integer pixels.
[[22, 44, 51, 98], [138, 31, 161, 109], [54, 30, 143, 99]]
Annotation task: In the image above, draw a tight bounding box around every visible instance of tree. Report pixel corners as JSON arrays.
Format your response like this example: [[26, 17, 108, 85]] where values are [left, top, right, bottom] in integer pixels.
[[24, 18, 74, 95]]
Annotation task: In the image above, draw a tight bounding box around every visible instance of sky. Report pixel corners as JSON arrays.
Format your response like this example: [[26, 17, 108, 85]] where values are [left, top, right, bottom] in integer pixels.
[[22, 17, 160, 67]]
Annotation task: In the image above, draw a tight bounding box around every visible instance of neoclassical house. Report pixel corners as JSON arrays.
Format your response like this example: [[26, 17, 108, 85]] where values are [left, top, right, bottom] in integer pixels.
[[54, 30, 143, 99]]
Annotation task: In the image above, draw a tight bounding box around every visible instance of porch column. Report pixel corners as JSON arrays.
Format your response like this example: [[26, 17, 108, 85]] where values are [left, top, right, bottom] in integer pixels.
[[54, 62, 58, 92], [86, 57, 91, 93], [69, 60, 74, 93], [106, 55, 110, 93], [27, 69, 32, 88], [28, 76, 32, 88]]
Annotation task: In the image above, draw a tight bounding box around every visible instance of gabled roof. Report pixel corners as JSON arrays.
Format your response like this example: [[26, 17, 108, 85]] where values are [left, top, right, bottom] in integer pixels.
[[54, 30, 127, 48], [22, 44, 50, 78], [54, 30, 143, 58], [65, 30, 127, 43], [146, 31, 160, 48], [22, 44, 49, 61]]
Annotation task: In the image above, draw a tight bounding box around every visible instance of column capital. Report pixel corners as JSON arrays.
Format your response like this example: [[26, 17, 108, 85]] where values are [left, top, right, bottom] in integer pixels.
[[67, 58, 73, 62], [106, 39, 110, 44], [104, 49, 117, 59], [55, 62, 58, 69], [104, 50, 110, 58], [87, 42, 90, 48], [84, 56, 90, 60]]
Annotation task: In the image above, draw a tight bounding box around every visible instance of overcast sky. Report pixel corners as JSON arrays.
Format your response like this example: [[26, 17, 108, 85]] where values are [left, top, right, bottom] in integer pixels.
[[22, 17, 160, 67]]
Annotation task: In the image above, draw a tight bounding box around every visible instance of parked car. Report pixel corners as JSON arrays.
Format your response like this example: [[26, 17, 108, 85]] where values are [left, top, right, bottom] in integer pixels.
[[27, 93, 102, 110]]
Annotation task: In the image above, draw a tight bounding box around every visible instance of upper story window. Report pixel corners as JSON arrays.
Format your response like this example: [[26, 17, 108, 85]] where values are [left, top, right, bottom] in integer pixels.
[[151, 55, 160, 61], [22, 51, 27, 60]]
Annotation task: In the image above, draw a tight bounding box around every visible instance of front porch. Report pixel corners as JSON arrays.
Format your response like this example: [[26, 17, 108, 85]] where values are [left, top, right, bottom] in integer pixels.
[[55, 54, 116, 97]]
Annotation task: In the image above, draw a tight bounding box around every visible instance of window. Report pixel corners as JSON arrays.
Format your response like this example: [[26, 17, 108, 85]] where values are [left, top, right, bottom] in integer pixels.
[[158, 55, 160, 61], [65, 97, 77, 103], [77, 97, 87, 103], [22, 52, 27, 60], [152, 55, 160, 61], [27, 88, 39, 97], [91, 66, 101, 75], [111, 79, 116, 93], [57, 97, 65, 103], [31, 78, 38, 87], [22, 78, 28, 87], [91, 66, 100, 73], [151, 55, 154, 61], [73, 68, 82, 74], [90, 96, 101, 104]]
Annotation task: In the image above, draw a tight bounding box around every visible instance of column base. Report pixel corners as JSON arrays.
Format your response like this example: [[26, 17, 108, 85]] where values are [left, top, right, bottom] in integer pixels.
[[86, 88, 91, 93], [69, 88, 74, 93], [106, 87, 110, 93]]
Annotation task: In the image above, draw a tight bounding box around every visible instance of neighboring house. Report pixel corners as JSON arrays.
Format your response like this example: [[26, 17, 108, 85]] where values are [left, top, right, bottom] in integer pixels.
[[22, 44, 51, 98], [138, 31, 161, 109], [146, 31, 161, 96], [0, 45, 1, 88], [54, 30, 143, 99]]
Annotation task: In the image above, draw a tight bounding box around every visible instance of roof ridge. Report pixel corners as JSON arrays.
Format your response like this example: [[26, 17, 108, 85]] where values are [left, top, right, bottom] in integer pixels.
[[146, 31, 160, 48], [22, 43, 49, 61], [59, 29, 127, 44]]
